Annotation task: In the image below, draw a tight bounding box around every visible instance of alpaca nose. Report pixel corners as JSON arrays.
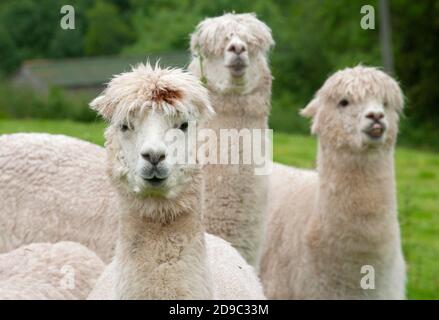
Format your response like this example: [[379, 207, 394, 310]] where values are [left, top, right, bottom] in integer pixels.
[[227, 42, 247, 55], [366, 111, 384, 121], [141, 151, 166, 166]]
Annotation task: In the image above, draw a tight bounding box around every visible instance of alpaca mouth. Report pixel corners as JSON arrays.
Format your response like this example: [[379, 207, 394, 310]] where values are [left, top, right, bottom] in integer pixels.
[[226, 60, 248, 77], [364, 122, 386, 139], [141, 169, 168, 187], [143, 176, 167, 187]]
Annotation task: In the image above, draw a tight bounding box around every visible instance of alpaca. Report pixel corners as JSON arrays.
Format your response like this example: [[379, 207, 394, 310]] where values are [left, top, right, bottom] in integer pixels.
[[188, 13, 275, 266], [260, 66, 406, 299], [86, 63, 265, 299], [0, 241, 104, 299], [0, 133, 118, 262]]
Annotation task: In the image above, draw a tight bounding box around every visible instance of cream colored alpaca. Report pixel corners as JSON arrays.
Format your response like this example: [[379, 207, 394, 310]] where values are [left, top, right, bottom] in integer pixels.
[[0, 133, 118, 262], [188, 13, 275, 266], [260, 66, 406, 299], [0, 241, 104, 299], [86, 63, 264, 300]]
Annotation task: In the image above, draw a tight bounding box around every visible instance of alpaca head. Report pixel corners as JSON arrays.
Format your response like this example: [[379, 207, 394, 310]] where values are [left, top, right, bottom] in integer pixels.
[[189, 13, 274, 94], [301, 66, 404, 153], [90, 63, 213, 200]]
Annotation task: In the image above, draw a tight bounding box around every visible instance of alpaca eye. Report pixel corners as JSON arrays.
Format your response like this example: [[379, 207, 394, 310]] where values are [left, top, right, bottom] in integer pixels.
[[120, 124, 131, 132], [179, 122, 189, 132], [384, 101, 389, 108], [339, 99, 349, 107]]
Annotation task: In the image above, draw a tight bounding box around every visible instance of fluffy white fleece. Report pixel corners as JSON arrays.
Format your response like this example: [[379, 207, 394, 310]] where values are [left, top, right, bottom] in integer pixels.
[[260, 66, 406, 299], [0, 241, 104, 299], [88, 234, 264, 300], [0, 133, 118, 262]]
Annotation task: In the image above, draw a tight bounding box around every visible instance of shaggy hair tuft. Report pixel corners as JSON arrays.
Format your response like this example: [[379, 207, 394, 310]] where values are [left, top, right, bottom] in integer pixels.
[[90, 63, 214, 125], [190, 13, 274, 56]]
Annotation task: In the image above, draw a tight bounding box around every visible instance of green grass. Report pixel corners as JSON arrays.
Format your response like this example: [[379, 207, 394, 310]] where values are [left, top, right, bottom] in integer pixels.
[[0, 119, 106, 145], [1, 119, 438, 300]]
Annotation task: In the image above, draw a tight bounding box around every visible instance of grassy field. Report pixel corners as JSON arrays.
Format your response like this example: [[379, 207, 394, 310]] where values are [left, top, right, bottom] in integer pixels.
[[1, 119, 438, 299]]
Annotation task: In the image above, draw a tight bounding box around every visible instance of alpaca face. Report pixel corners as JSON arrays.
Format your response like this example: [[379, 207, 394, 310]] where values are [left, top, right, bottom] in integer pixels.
[[317, 97, 396, 151], [200, 39, 270, 94], [110, 110, 198, 198], [224, 35, 249, 78], [189, 13, 274, 94], [301, 66, 404, 153], [90, 63, 213, 199]]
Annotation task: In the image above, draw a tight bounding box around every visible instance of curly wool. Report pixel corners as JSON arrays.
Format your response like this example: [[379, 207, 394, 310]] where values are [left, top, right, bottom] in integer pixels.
[[0, 242, 104, 300], [88, 234, 265, 300], [0, 133, 118, 262]]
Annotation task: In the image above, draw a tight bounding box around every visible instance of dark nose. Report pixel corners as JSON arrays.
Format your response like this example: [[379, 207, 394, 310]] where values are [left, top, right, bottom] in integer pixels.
[[366, 111, 384, 121], [141, 151, 166, 166], [227, 43, 246, 55]]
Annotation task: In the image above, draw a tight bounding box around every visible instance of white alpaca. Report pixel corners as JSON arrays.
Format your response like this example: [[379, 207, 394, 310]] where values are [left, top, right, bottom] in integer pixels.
[[0, 133, 118, 262], [86, 63, 264, 299], [188, 13, 275, 266], [0, 241, 104, 299], [260, 66, 406, 299]]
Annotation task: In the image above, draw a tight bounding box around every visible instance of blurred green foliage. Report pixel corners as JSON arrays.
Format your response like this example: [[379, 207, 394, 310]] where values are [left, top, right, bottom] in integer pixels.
[[0, 82, 96, 122], [85, 1, 135, 55], [0, 0, 438, 149]]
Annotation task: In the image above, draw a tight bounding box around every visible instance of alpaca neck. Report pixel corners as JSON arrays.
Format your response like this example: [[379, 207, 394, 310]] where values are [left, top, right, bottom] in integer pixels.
[[304, 142, 403, 298], [207, 84, 271, 122], [113, 175, 213, 299], [315, 142, 398, 243]]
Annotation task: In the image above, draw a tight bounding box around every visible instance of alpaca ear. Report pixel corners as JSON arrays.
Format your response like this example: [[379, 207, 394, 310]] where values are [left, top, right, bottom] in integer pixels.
[[300, 97, 320, 118], [89, 95, 114, 121], [300, 97, 322, 135]]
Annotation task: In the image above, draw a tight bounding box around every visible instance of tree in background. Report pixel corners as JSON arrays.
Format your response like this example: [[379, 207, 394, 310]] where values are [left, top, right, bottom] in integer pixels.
[[0, 0, 59, 59], [392, 0, 439, 125], [84, 1, 135, 56], [49, 25, 85, 58], [0, 0, 93, 67], [125, 0, 202, 54]]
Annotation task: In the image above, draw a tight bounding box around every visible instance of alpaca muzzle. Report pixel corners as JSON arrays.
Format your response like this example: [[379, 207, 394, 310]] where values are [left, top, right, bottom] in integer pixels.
[[364, 121, 386, 139], [226, 57, 248, 77], [140, 166, 169, 187]]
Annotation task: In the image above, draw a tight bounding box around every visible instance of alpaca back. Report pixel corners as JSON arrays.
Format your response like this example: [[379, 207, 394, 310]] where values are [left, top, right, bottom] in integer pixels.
[[206, 233, 265, 299], [0, 133, 118, 262], [0, 241, 104, 299], [261, 163, 318, 299]]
